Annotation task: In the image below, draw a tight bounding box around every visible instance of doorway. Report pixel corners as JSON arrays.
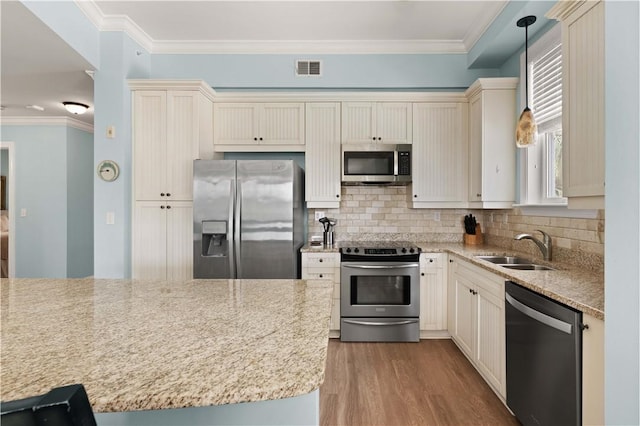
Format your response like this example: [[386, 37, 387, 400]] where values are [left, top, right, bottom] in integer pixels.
[[0, 142, 16, 278]]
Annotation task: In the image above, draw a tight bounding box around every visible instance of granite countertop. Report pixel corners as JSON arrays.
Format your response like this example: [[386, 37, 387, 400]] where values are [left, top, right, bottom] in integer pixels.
[[0, 278, 333, 413], [301, 242, 604, 320]]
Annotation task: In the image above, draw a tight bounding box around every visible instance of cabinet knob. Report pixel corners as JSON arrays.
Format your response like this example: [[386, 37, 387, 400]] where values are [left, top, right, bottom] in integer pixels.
[[319, 259, 323, 262], [336, 194, 340, 198], [160, 193, 165, 197], [421, 272, 425, 276], [429, 259, 434, 263], [476, 193, 481, 197], [166, 205, 171, 209], [259, 137, 263, 141], [160, 205, 165, 209], [254, 137, 258, 141], [166, 193, 171, 197], [414, 194, 417, 198], [372, 137, 377, 141], [449, 259, 453, 263], [319, 274, 323, 278]]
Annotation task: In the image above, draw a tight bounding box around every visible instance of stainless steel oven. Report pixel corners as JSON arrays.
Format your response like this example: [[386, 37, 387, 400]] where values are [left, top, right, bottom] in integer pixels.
[[340, 243, 420, 342]]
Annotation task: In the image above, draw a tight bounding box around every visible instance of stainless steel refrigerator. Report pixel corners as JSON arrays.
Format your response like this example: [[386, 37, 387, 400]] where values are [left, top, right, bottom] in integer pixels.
[[193, 160, 304, 279]]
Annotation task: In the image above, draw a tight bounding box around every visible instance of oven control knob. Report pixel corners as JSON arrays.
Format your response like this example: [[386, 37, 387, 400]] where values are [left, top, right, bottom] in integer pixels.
[[409, 248, 415, 253], [346, 248, 352, 253], [401, 248, 407, 253], [354, 248, 360, 253]]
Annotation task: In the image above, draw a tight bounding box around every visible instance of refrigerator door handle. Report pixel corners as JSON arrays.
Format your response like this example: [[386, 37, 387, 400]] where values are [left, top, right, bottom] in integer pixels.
[[234, 178, 242, 278], [228, 177, 236, 278]]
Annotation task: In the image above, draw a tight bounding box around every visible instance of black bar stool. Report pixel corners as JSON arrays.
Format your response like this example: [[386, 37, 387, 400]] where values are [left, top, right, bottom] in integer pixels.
[[1, 384, 96, 426]]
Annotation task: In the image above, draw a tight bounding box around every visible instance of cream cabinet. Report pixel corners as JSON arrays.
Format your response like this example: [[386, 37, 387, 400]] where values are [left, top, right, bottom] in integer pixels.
[[448, 257, 506, 399], [305, 103, 342, 208], [301, 252, 341, 337], [130, 80, 215, 280], [213, 103, 305, 150], [341, 102, 412, 144], [465, 78, 518, 208], [419, 253, 447, 336], [582, 314, 604, 425], [548, 0, 604, 209], [133, 89, 214, 201], [411, 102, 469, 208], [132, 201, 193, 280]]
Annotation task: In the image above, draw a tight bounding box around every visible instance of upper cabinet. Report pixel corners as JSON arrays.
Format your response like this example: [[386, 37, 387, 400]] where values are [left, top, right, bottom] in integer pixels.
[[411, 101, 469, 208], [130, 81, 215, 201], [548, 0, 604, 209], [342, 102, 412, 145], [465, 78, 518, 209], [305, 103, 342, 208], [213, 103, 305, 151]]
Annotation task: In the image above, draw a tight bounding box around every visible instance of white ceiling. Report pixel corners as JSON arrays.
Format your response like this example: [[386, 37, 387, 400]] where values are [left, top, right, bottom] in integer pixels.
[[0, 0, 514, 126]]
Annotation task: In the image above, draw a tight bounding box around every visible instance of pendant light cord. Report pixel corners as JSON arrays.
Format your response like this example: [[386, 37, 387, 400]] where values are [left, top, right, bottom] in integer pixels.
[[525, 23, 529, 109]]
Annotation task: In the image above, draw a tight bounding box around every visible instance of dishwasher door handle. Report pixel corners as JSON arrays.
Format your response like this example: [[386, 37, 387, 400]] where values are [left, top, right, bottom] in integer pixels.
[[506, 292, 573, 334]]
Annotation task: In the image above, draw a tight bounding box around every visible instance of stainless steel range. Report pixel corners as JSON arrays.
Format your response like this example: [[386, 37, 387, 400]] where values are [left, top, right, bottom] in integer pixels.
[[340, 242, 421, 342]]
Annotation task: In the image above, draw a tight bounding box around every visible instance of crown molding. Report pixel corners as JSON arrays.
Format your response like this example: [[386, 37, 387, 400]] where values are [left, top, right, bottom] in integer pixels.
[[546, 0, 592, 21], [151, 39, 468, 55], [0, 116, 94, 133], [74, 0, 154, 52], [74, 0, 471, 55]]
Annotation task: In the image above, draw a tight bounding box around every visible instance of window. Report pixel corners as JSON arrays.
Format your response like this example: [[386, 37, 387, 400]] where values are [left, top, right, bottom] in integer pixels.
[[518, 24, 567, 206]]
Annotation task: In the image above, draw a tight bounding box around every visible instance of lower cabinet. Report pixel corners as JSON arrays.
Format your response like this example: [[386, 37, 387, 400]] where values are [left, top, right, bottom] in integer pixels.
[[582, 314, 604, 425], [301, 252, 341, 337], [133, 201, 193, 280], [448, 256, 506, 399], [419, 253, 448, 336]]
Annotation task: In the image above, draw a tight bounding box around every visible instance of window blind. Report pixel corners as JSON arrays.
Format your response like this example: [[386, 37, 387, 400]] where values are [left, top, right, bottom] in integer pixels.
[[531, 43, 562, 133]]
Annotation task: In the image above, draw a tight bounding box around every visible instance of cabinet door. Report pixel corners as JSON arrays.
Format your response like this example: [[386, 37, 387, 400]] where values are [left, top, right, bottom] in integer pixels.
[[420, 266, 445, 331], [167, 92, 200, 200], [452, 273, 475, 358], [165, 201, 193, 280], [476, 283, 506, 397], [377, 102, 412, 144], [563, 1, 605, 206], [341, 102, 376, 144], [133, 201, 168, 279], [260, 103, 305, 145], [467, 83, 516, 207], [213, 103, 259, 145], [412, 103, 468, 206], [305, 103, 342, 208], [134, 91, 167, 201]]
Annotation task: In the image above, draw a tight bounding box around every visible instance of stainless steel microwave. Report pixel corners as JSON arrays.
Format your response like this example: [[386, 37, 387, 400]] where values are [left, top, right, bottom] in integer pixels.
[[342, 144, 412, 184]]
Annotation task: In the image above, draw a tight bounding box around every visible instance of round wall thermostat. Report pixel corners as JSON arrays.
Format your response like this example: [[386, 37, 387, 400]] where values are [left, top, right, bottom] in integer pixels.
[[97, 160, 120, 182]]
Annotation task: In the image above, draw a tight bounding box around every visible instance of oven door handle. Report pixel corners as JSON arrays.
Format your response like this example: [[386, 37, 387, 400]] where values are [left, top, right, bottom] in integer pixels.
[[342, 263, 419, 269], [343, 319, 419, 326]]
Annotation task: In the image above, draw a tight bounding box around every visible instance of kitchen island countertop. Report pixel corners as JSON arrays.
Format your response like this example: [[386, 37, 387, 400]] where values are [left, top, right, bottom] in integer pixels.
[[0, 278, 333, 413]]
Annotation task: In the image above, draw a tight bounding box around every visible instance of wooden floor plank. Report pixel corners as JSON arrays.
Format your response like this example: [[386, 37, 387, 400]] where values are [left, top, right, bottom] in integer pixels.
[[320, 339, 519, 426]]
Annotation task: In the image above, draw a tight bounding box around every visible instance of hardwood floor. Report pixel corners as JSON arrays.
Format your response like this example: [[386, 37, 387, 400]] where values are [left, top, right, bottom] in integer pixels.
[[319, 339, 519, 426]]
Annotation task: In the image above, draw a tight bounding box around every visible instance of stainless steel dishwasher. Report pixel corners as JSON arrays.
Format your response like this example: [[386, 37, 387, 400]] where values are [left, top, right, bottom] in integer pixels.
[[505, 281, 582, 426]]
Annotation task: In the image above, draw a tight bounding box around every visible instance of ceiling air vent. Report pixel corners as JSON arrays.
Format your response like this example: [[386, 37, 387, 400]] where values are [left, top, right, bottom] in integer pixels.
[[296, 60, 321, 77]]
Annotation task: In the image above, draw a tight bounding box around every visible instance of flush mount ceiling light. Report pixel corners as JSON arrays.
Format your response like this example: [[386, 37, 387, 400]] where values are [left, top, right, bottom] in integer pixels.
[[516, 15, 537, 148], [63, 102, 89, 115], [26, 104, 45, 111]]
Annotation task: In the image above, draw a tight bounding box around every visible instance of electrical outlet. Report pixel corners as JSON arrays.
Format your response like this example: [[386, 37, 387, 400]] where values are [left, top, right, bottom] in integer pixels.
[[106, 125, 115, 139], [106, 212, 115, 225], [433, 211, 440, 221], [20, 208, 27, 217], [314, 211, 325, 221]]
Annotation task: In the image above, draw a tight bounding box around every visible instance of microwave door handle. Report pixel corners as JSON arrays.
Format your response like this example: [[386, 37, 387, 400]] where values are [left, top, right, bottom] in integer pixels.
[[343, 264, 419, 269], [393, 150, 398, 176]]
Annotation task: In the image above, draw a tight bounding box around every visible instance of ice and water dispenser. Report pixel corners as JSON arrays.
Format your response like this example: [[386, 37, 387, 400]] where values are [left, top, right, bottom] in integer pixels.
[[201, 220, 228, 257]]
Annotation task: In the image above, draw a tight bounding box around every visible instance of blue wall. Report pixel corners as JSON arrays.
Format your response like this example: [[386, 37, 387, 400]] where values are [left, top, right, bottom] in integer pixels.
[[0, 125, 94, 278]]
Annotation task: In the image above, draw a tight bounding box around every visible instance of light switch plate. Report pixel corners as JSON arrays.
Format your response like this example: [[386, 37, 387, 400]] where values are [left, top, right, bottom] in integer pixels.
[[314, 211, 325, 221], [106, 125, 115, 139], [106, 212, 115, 225]]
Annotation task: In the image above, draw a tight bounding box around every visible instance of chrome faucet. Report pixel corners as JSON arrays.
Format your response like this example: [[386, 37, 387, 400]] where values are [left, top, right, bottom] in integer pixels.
[[514, 229, 553, 261]]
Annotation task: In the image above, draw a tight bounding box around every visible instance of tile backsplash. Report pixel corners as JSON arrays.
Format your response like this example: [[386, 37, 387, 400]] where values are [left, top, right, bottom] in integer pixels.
[[307, 185, 605, 271]]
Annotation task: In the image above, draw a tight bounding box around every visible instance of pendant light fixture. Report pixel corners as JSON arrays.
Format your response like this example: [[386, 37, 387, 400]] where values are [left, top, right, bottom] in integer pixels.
[[516, 15, 537, 148]]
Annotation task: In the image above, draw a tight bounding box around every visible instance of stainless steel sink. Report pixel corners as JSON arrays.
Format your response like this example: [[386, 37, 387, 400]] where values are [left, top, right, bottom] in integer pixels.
[[475, 255, 534, 264], [500, 264, 556, 271], [474, 255, 556, 271]]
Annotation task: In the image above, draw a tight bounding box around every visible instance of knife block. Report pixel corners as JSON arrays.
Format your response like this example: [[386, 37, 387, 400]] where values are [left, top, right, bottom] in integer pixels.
[[464, 224, 483, 245]]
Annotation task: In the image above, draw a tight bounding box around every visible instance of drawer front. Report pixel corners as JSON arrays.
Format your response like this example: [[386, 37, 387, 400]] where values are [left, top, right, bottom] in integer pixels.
[[302, 253, 339, 268], [302, 271, 336, 281], [421, 253, 444, 269]]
